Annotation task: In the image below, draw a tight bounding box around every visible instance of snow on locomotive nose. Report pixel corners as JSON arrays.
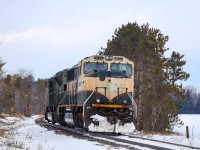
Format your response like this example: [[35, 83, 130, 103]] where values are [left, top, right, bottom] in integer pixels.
[[88, 114, 135, 133], [45, 55, 137, 133]]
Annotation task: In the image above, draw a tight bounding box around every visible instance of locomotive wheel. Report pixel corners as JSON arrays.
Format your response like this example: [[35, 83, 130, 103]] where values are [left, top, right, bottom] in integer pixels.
[[59, 111, 65, 126], [45, 111, 50, 122], [73, 112, 78, 127], [52, 111, 58, 124], [72, 107, 83, 127], [77, 112, 83, 127]]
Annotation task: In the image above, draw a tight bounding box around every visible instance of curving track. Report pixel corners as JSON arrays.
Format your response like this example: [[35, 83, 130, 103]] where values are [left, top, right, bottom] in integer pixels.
[[40, 119, 200, 150]]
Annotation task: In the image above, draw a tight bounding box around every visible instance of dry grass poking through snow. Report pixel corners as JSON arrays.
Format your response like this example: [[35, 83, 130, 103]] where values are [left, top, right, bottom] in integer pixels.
[[0, 116, 8, 137], [0, 129, 6, 137], [0, 115, 25, 149]]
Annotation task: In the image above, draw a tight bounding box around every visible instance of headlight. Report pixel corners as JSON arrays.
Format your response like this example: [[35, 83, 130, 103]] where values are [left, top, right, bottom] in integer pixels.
[[96, 99, 100, 103], [123, 99, 128, 104], [105, 56, 113, 60]]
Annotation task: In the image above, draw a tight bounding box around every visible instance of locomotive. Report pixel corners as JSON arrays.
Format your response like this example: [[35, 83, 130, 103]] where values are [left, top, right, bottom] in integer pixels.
[[45, 55, 137, 133]]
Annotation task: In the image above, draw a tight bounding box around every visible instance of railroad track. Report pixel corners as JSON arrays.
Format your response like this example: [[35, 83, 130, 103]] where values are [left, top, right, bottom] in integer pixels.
[[41, 119, 200, 150], [125, 134, 200, 150]]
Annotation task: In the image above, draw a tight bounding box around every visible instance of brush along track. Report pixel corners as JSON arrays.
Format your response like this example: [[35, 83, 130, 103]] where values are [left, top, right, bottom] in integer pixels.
[[36, 117, 199, 150]]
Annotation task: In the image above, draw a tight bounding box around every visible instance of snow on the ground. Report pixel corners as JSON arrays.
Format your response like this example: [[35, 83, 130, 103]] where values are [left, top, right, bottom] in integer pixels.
[[0, 115, 127, 150], [174, 114, 200, 138], [127, 114, 200, 149], [172, 114, 200, 147], [88, 114, 135, 133], [0, 114, 200, 150], [0, 116, 20, 124]]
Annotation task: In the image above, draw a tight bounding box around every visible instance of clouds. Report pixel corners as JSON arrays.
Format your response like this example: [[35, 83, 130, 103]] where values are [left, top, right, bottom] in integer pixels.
[[0, 15, 132, 78], [0, 12, 148, 47], [0, 0, 199, 88], [0, 26, 74, 46], [0, 26, 51, 43], [0, 24, 92, 47]]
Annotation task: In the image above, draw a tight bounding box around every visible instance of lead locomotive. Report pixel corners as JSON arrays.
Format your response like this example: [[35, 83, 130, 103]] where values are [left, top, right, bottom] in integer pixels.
[[45, 55, 137, 133]]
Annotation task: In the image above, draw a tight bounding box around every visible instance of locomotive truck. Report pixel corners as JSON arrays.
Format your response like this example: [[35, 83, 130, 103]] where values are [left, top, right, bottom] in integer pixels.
[[45, 55, 137, 133]]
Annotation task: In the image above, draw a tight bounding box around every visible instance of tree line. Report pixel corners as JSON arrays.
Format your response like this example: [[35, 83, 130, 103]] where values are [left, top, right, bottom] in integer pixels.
[[180, 86, 200, 114], [0, 58, 46, 117]]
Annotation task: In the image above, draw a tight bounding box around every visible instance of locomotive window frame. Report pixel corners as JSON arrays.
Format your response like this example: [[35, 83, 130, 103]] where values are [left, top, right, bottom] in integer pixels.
[[78, 66, 81, 76], [67, 66, 79, 81], [63, 84, 67, 91], [110, 63, 132, 76], [84, 62, 108, 74]]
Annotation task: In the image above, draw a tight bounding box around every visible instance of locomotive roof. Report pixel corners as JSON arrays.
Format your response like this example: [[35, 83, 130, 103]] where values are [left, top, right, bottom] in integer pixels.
[[80, 55, 132, 63]]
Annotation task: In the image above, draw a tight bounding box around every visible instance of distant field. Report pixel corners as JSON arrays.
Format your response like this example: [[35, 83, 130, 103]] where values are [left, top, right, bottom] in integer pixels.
[[174, 114, 200, 138], [132, 114, 200, 147]]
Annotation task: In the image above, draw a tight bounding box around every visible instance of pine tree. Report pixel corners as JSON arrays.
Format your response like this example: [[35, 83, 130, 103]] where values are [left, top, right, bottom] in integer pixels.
[[164, 51, 190, 101], [0, 58, 6, 79], [165, 51, 190, 86], [180, 90, 193, 114], [0, 60, 15, 114], [100, 22, 189, 131], [196, 97, 200, 114]]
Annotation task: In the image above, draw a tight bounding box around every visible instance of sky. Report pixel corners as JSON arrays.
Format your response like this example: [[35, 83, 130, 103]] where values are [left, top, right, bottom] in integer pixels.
[[0, 0, 200, 90]]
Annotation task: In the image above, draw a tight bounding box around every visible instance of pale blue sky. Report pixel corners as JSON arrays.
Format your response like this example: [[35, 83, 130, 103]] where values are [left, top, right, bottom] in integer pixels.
[[0, 0, 200, 89]]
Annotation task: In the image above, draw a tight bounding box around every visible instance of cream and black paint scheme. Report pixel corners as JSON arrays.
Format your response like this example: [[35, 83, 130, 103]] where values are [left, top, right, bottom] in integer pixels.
[[45, 55, 137, 133]]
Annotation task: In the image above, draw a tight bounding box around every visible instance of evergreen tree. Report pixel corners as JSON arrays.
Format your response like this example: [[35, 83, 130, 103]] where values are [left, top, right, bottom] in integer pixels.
[[164, 51, 190, 101], [180, 87, 200, 114], [165, 51, 189, 85], [0, 58, 6, 79], [100, 22, 189, 131], [196, 97, 200, 114], [180, 90, 193, 114], [2, 74, 16, 114], [0, 60, 15, 114]]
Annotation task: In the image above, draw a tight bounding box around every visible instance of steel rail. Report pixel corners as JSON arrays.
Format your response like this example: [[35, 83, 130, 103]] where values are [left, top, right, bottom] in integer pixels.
[[124, 134, 200, 150], [41, 120, 200, 150]]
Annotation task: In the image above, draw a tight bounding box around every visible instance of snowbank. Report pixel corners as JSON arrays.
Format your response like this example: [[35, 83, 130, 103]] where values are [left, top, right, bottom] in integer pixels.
[[88, 114, 135, 133], [128, 114, 200, 148], [0, 115, 127, 150]]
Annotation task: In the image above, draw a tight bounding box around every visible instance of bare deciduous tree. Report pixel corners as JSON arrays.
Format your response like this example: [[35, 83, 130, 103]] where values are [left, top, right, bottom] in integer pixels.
[[15, 68, 34, 117]]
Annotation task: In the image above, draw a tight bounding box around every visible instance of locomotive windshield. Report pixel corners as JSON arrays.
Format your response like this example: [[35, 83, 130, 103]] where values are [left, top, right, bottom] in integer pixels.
[[111, 63, 132, 76], [84, 62, 108, 74], [84, 62, 132, 78]]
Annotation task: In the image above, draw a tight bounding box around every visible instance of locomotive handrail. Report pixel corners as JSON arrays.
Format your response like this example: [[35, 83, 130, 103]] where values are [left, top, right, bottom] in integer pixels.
[[58, 93, 67, 105], [83, 91, 94, 128], [127, 92, 137, 118], [117, 87, 128, 99], [49, 91, 56, 95], [96, 87, 107, 96], [83, 91, 94, 107]]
